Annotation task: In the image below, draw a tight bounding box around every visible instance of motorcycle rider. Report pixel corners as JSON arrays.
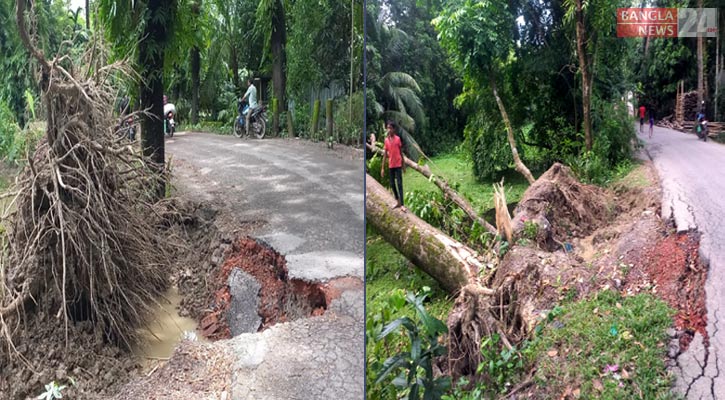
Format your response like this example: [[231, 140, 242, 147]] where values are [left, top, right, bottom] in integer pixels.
[[695, 101, 708, 141], [240, 78, 258, 134], [163, 95, 176, 136]]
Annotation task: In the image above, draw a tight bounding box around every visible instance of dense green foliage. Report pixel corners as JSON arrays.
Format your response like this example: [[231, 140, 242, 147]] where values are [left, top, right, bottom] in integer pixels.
[[366, 229, 454, 400], [366, 0, 465, 156], [636, 1, 723, 119], [1, 0, 363, 157]]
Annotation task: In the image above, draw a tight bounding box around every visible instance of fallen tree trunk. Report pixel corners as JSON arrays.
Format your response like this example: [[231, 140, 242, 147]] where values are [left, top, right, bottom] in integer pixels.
[[367, 173, 533, 384], [367, 143, 497, 236], [366, 174, 490, 293]]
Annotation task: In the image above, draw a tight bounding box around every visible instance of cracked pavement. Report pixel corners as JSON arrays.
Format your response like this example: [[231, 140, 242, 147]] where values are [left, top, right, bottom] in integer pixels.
[[639, 124, 725, 398], [166, 132, 365, 399]]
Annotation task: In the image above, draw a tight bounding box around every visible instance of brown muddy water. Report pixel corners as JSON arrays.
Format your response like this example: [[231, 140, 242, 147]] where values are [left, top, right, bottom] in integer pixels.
[[133, 286, 201, 367]]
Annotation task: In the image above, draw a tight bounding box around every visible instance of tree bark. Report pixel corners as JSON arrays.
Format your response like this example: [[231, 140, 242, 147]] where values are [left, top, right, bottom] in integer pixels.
[[574, 0, 592, 152], [231, 44, 240, 94], [271, 0, 286, 110], [191, 48, 200, 124], [349, 0, 354, 122], [138, 0, 169, 200], [366, 174, 487, 293], [490, 74, 535, 185], [367, 143, 497, 235], [190, 0, 201, 125], [85, 0, 90, 30]]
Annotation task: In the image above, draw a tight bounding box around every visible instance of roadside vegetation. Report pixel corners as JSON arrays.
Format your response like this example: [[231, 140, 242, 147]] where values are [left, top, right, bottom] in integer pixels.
[[364, 1, 720, 397]]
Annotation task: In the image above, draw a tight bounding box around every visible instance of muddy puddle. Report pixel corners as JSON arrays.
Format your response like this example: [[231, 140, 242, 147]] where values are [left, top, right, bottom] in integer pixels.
[[133, 286, 202, 367]]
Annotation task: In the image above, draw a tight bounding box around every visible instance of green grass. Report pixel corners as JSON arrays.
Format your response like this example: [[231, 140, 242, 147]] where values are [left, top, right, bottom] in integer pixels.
[[178, 122, 232, 135], [528, 290, 676, 399], [366, 228, 452, 320], [614, 165, 650, 189], [403, 151, 529, 213]]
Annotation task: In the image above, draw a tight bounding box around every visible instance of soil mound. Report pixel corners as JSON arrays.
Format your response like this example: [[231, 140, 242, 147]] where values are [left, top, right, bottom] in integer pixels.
[[512, 163, 610, 245], [444, 162, 704, 389]]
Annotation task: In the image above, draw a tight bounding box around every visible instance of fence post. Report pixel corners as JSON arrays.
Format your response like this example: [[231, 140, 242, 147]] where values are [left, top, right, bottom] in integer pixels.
[[311, 100, 321, 139], [326, 99, 334, 142], [272, 98, 279, 136]]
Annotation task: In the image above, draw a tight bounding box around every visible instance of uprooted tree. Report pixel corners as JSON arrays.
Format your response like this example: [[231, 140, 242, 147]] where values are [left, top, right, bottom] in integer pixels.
[[0, 1, 174, 356], [367, 163, 610, 384]]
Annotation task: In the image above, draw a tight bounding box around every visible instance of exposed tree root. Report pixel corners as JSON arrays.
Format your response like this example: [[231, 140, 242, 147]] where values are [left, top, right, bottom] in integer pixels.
[[443, 163, 612, 384], [0, 3, 175, 363]]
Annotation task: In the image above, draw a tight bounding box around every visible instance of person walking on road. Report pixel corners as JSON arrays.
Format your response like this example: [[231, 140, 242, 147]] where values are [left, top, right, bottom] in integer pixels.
[[381, 120, 406, 211], [649, 111, 654, 138], [639, 104, 646, 133]]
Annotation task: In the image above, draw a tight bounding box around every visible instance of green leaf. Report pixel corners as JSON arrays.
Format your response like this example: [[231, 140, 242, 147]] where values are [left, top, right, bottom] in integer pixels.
[[376, 353, 409, 384], [411, 335, 421, 362], [377, 317, 416, 340]]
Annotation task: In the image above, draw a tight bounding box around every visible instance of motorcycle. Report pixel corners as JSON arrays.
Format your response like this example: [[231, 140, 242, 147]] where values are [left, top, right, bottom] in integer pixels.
[[164, 103, 176, 138], [695, 116, 709, 141], [234, 99, 267, 139]]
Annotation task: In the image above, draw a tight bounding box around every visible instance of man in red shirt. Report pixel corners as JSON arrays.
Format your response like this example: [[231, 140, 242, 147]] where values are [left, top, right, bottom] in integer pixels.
[[639, 105, 646, 133], [381, 120, 406, 210]]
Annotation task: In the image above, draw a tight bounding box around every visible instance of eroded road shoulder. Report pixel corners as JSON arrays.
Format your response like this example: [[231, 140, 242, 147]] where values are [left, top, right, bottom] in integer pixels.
[[118, 133, 364, 399], [641, 125, 725, 399]]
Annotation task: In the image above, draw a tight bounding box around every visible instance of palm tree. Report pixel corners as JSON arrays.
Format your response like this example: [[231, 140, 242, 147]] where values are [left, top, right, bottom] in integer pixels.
[[371, 72, 426, 160], [366, 9, 426, 160], [255, 0, 287, 109]]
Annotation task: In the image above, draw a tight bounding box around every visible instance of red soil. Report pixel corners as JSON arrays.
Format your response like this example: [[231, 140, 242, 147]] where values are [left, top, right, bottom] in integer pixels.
[[625, 231, 708, 350]]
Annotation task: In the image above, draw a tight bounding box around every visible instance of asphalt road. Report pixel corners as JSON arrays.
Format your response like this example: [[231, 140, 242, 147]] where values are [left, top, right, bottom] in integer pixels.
[[166, 132, 365, 399], [640, 124, 725, 399]]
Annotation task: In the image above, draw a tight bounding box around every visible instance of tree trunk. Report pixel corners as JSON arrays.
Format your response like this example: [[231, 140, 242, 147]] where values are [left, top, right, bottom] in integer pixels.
[[231, 44, 241, 94], [574, 0, 592, 151], [138, 0, 169, 200], [366, 174, 486, 293], [271, 0, 286, 110], [490, 74, 535, 185], [85, 0, 89, 30], [191, 48, 200, 124], [190, 0, 201, 125], [349, 0, 354, 122], [367, 143, 497, 235], [716, 26, 721, 121]]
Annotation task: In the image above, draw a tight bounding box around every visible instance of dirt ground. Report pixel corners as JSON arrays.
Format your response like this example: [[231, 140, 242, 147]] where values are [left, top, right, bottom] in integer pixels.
[[0, 197, 224, 399]]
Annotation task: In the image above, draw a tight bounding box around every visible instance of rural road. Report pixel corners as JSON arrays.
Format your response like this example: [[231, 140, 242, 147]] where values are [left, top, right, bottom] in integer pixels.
[[640, 124, 725, 399], [166, 132, 365, 399]]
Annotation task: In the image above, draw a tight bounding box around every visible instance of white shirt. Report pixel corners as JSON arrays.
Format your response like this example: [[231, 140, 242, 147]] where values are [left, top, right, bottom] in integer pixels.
[[244, 84, 258, 108]]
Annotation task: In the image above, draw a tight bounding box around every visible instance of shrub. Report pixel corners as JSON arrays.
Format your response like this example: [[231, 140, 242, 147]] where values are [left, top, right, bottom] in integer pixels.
[[373, 290, 451, 400]]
